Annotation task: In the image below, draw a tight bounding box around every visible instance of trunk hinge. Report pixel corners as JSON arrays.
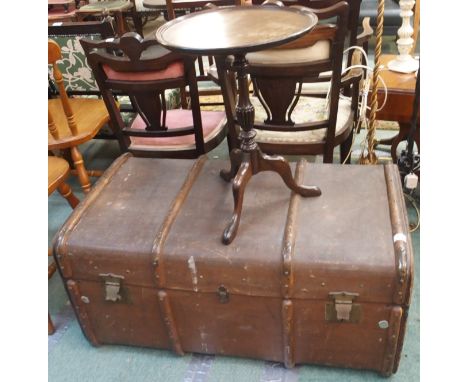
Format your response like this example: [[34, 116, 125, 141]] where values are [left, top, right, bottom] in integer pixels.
[[326, 291, 361, 323]]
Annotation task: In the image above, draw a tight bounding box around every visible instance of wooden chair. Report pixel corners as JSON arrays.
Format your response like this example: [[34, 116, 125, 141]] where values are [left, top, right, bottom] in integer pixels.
[[48, 156, 79, 335], [48, 0, 79, 22], [249, 0, 373, 97], [81, 32, 230, 158], [217, 0, 359, 163], [126, 0, 166, 37], [48, 19, 181, 141], [48, 39, 111, 193], [165, 0, 243, 106], [76, 1, 142, 36], [165, 0, 243, 21]]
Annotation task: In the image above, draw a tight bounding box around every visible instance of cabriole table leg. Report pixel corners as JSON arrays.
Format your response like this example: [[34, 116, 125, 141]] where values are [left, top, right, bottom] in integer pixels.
[[221, 54, 321, 245]]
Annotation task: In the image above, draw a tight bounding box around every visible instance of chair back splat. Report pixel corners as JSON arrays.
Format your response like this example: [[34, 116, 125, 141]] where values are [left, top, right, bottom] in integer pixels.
[[81, 32, 227, 158]]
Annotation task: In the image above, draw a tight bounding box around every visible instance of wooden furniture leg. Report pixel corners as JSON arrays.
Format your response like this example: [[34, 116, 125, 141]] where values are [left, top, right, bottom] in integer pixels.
[[340, 132, 353, 164], [115, 11, 127, 36], [48, 260, 58, 335], [390, 123, 410, 163], [70, 169, 104, 178], [220, 148, 242, 181], [221, 54, 321, 245], [49, 314, 55, 335], [378, 134, 398, 147], [70, 146, 91, 193], [57, 182, 80, 208], [378, 122, 420, 163]]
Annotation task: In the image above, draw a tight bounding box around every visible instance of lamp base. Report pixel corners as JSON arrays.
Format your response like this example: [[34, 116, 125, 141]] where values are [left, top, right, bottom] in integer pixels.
[[388, 55, 419, 74]]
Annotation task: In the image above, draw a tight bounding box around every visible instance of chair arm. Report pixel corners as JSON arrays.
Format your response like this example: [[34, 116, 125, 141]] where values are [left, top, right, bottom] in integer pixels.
[[341, 49, 364, 88], [356, 17, 373, 47]]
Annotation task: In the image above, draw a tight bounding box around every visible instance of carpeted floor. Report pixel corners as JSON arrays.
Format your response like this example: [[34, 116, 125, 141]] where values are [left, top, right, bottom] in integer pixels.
[[48, 127, 420, 381]]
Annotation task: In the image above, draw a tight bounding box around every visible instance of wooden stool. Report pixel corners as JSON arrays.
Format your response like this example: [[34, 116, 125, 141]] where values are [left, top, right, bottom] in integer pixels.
[[48, 156, 79, 335], [76, 1, 134, 36]]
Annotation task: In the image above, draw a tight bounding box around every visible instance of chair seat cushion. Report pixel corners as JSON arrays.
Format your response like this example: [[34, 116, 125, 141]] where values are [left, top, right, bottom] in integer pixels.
[[77, 0, 133, 13], [48, 8, 77, 20], [103, 61, 184, 81], [135, 0, 166, 11], [301, 81, 332, 95], [246, 40, 330, 66], [48, 156, 70, 194], [254, 96, 353, 145], [129, 109, 226, 150], [48, 98, 111, 149]]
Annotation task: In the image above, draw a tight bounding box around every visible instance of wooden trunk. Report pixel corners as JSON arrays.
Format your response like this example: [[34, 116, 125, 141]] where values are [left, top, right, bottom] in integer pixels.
[[53, 153, 413, 376]]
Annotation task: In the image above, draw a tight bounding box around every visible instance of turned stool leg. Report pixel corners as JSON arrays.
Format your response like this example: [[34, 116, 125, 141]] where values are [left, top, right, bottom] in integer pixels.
[[49, 314, 55, 335], [48, 259, 57, 336], [70, 146, 91, 193], [58, 182, 80, 209]]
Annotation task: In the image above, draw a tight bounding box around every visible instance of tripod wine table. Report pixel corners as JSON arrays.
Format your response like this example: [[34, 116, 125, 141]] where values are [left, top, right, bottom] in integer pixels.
[[156, 6, 320, 244]]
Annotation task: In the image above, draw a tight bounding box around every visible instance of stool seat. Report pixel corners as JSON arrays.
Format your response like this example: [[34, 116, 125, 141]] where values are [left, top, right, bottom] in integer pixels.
[[76, 0, 133, 13], [48, 7, 77, 21]]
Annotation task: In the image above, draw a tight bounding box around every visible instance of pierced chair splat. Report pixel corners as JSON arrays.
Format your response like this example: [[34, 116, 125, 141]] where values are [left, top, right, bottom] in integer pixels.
[[81, 32, 229, 158]]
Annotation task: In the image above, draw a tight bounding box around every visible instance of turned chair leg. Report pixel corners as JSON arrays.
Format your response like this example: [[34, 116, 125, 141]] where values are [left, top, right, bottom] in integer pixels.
[[57, 182, 80, 208], [340, 132, 353, 164], [49, 314, 55, 335], [70, 146, 91, 193], [48, 258, 58, 336]]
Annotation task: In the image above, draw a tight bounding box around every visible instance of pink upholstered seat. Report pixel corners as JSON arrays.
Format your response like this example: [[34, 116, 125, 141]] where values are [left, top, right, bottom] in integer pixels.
[[48, 7, 77, 21], [130, 109, 226, 150], [102, 61, 185, 81]]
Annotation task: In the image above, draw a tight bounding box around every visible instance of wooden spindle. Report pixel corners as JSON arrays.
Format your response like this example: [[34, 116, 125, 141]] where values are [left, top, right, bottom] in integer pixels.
[[48, 109, 60, 139], [52, 62, 79, 136], [70, 146, 91, 193]]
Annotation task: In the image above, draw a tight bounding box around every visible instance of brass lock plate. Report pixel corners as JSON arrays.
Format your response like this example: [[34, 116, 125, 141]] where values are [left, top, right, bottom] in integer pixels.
[[99, 273, 125, 303], [325, 291, 361, 323], [218, 285, 229, 304]]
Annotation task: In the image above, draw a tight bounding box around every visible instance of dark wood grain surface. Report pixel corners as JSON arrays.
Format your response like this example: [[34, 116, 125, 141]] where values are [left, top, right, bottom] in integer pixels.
[[156, 6, 318, 55]]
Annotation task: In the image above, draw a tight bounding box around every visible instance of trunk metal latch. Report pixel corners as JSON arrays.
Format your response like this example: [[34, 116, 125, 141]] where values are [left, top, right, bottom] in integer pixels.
[[99, 273, 124, 302], [218, 285, 229, 304], [326, 291, 361, 323]]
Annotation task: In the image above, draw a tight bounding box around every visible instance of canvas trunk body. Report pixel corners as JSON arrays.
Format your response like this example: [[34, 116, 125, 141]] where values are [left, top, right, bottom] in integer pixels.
[[53, 153, 413, 376]]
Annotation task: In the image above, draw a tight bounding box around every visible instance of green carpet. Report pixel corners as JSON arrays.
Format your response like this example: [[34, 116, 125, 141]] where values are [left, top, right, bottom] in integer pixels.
[[49, 128, 419, 381]]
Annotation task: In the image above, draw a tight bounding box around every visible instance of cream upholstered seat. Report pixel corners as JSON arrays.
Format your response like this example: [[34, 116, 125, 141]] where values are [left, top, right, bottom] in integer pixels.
[[134, 0, 165, 11], [79, 0, 133, 12], [246, 40, 331, 66], [252, 96, 353, 145], [246, 41, 336, 96]]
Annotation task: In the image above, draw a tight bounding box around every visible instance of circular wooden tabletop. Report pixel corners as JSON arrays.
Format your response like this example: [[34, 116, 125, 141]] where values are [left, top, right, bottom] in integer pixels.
[[156, 6, 318, 55]]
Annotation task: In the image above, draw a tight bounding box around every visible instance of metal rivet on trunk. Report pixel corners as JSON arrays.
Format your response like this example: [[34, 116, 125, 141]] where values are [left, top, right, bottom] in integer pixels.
[[378, 320, 389, 329]]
